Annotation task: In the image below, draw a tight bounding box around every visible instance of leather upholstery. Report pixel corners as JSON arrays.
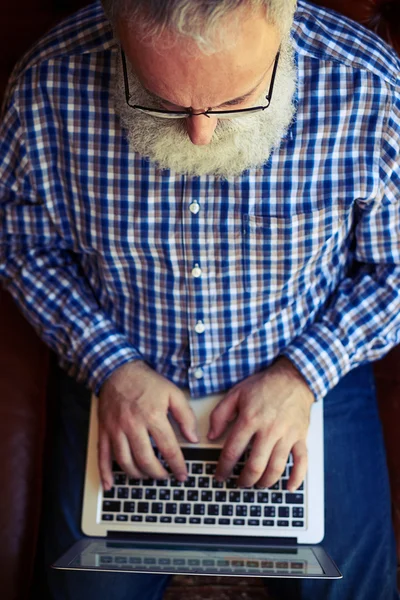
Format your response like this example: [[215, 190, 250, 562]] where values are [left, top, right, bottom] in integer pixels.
[[0, 1, 399, 598]]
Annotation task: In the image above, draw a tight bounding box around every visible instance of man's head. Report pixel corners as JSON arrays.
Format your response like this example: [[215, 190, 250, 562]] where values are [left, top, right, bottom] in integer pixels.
[[103, 0, 297, 178]]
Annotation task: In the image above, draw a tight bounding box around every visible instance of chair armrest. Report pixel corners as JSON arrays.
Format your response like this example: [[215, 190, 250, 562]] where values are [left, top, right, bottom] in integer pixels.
[[0, 288, 49, 600]]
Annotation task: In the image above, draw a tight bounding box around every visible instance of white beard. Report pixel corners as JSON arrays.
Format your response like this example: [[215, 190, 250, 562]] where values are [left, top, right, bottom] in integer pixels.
[[113, 36, 297, 179]]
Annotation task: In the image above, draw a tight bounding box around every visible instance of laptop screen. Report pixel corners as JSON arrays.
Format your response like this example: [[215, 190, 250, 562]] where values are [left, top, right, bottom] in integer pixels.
[[53, 539, 341, 578]]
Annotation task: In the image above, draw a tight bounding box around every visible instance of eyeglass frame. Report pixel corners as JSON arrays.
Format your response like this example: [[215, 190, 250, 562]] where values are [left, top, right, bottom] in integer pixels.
[[120, 47, 280, 119]]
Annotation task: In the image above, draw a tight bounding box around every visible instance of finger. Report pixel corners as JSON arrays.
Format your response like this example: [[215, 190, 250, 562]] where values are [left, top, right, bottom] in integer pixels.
[[112, 431, 150, 480], [150, 419, 189, 482], [287, 440, 308, 492], [127, 426, 170, 480], [208, 390, 239, 440], [169, 393, 199, 443], [256, 437, 293, 489], [98, 427, 113, 490], [236, 431, 276, 488], [215, 421, 253, 481]]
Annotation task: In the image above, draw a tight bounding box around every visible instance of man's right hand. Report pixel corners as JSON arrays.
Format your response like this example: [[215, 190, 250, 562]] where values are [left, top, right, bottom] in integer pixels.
[[97, 361, 199, 490]]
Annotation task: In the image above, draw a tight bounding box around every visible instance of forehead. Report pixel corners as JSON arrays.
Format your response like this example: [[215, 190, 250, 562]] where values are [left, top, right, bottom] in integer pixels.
[[117, 6, 280, 108]]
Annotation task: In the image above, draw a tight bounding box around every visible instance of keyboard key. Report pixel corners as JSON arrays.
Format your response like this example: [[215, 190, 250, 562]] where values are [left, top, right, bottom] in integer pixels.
[[156, 479, 169, 487], [131, 489, 143, 500], [102, 514, 114, 521], [262, 520, 274, 526], [279, 507, 290, 518], [142, 479, 154, 486], [137, 502, 149, 513], [123, 502, 136, 513], [184, 477, 196, 488], [236, 505, 248, 517], [166, 503, 177, 514], [293, 520, 304, 527], [257, 492, 269, 503], [194, 504, 205, 515], [102, 501, 121, 512], [250, 506, 261, 517], [180, 503, 191, 515], [218, 518, 231, 525], [160, 516, 172, 523], [269, 482, 280, 490], [248, 519, 260, 526], [145, 489, 157, 500], [113, 473, 126, 486], [271, 493, 283, 504], [191, 463, 203, 474], [212, 479, 224, 489], [226, 478, 237, 489], [112, 461, 122, 472], [103, 488, 115, 499], [233, 519, 245, 526], [292, 507, 304, 518], [182, 448, 220, 461], [201, 491, 213, 502], [187, 490, 199, 502], [145, 516, 157, 522], [215, 491, 227, 502], [151, 503, 164, 514], [206, 464, 217, 475], [264, 506, 276, 517], [286, 493, 304, 504], [117, 515, 128, 522], [131, 515, 143, 522], [222, 505, 233, 516], [189, 517, 201, 524], [207, 504, 219, 516], [243, 492, 255, 503], [233, 463, 244, 475], [175, 517, 187, 523], [204, 518, 216, 525], [129, 478, 141, 486], [159, 489, 171, 501], [198, 477, 210, 488], [229, 491, 241, 503], [173, 490, 184, 501], [278, 520, 289, 527], [170, 478, 182, 487]]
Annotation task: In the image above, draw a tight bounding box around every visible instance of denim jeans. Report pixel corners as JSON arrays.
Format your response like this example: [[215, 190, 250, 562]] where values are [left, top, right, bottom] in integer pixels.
[[43, 363, 399, 600]]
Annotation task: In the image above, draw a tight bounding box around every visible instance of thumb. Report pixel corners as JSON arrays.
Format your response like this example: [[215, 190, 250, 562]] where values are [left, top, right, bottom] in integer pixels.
[[169, 393, 199, 443], [208, 391, 239, 440]]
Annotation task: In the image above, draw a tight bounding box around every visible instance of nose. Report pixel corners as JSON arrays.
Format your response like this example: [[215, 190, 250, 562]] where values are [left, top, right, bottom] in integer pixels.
[[185, 113, 218, 145]]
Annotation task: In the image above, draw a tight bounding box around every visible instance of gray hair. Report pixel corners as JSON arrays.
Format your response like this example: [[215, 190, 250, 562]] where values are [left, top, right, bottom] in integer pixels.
[[101, 0, 296, 53]]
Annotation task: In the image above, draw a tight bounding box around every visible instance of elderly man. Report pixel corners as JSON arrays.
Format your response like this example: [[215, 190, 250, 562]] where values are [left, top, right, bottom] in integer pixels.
[[0, 0, 399, 599]]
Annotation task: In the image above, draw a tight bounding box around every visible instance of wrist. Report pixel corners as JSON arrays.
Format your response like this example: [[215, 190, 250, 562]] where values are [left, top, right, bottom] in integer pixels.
[[274, 356, 315, 405]]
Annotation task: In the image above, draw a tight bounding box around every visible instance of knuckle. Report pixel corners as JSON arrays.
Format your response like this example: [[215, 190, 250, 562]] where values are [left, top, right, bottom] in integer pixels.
[[246, 461, 264, 478], [161, 446, 180, 462], [221, 447, 240, 463]]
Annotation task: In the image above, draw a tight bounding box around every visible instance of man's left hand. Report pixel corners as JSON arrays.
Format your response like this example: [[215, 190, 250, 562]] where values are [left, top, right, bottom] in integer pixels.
[[208, 357, 315, 492]]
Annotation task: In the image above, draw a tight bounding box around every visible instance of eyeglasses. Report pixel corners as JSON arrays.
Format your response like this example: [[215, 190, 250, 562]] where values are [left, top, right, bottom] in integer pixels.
[[120, 48, 280, 119]]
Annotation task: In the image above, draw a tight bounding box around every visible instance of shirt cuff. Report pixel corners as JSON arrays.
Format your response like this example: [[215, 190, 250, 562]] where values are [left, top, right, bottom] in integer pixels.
[[73, 317, 143, 395], [281, 322, 352, 402]]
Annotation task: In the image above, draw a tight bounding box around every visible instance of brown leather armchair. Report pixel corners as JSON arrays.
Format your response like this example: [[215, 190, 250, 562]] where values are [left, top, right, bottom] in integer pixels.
[[1, 1, 399, 599]]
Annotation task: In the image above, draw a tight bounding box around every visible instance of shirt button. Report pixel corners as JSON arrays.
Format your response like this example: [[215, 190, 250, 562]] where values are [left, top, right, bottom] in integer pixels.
[[189, 201, 200, 215], [194, 321, 205, 334], [194, 368, 204, 380], [192, 264, 202, 278]]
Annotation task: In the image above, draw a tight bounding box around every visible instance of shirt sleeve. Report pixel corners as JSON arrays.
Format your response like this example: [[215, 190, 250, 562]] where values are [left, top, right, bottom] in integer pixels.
[[282, 79, 400, 402], [0, 89, 142, 395]]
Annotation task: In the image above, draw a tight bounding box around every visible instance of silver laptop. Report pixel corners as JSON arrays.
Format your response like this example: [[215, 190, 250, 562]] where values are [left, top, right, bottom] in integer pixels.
[[53, 391, 342, 579]]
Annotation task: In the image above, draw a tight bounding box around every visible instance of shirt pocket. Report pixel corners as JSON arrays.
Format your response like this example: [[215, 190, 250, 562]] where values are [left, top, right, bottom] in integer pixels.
[[242, 209, 344, 299]]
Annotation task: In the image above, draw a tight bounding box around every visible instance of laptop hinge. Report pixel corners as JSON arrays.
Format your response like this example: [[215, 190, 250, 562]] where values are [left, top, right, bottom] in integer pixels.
[[106, 531, 298, 547]]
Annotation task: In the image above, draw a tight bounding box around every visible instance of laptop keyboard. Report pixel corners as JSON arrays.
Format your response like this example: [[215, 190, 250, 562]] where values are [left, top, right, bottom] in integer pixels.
[[100, 448, 305, 531]]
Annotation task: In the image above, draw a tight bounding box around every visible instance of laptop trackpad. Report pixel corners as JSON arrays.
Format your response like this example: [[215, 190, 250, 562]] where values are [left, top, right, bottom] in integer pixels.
[[168, 391, 234, 447]]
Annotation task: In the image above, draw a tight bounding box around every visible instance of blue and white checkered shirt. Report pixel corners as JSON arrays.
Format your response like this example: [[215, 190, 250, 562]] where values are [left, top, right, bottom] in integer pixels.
[[1, 0, 399, 400]]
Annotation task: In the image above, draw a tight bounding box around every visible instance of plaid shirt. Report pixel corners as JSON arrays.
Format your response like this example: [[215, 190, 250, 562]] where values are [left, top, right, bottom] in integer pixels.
[[0, 0, 399, 400]]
